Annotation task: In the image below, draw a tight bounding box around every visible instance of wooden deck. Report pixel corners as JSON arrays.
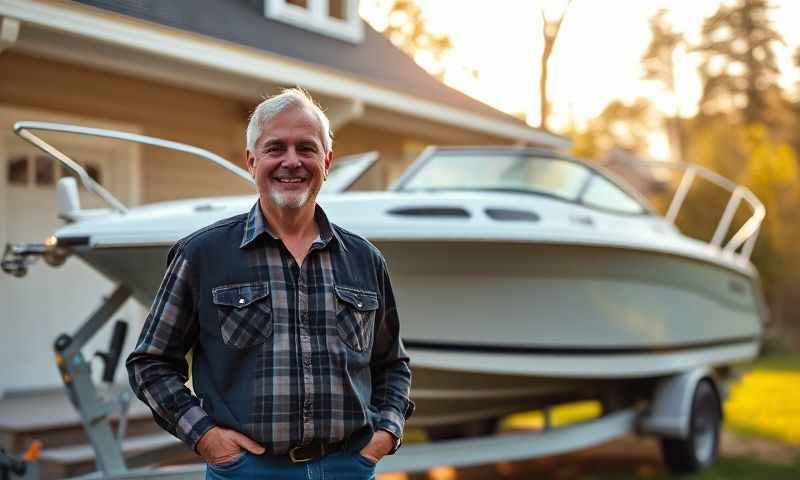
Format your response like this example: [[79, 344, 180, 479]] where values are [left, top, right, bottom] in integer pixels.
[[0, 384, 196, 479]]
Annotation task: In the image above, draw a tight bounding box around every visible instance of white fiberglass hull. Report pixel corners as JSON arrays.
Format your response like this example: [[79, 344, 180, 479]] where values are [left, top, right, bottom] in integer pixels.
[[51, 192, 764, 427], [66, 238, 763, 427]]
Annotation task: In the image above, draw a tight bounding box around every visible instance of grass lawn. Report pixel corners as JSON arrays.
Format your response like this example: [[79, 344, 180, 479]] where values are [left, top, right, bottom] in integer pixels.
[[584, 455, 800, 480], [743, 350, 800, 371], [725, 350, 800, 445], [586, 349, 800, 479]]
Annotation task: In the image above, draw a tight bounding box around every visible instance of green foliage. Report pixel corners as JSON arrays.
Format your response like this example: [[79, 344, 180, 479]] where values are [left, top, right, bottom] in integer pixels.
[[739, 125, 800, 299], [695, 0, 784, 124], [380, 0, 453, 80], [569, 98, 655, 160], [584, 455, 800, 480], [642, 8, 687, 162], [676, 120, 800, 325], [641, 9, 682, 91]]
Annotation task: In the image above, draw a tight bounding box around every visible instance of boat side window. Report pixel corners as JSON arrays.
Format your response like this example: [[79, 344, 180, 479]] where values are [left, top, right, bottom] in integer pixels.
[[580, 175, 644, 214]]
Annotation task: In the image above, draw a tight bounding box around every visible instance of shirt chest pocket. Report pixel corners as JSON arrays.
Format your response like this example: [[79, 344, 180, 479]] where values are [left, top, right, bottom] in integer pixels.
[[334, 286, 378, 353], [212, 281, 273, 349]]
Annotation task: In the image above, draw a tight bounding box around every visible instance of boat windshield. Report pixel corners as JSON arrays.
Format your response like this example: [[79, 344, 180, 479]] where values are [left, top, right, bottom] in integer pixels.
[[320, 152, 378, 193], [395, 151, 646, 214]]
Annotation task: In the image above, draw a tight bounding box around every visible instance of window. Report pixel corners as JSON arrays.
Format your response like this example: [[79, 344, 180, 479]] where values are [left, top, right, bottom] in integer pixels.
[[7, 155, 28, 185], [6, 153, 103, 189], [85, 162, 102, 184], [580, 175, 644, 214], [398, 152, 591, 202], [35, 155, 55, 186], [264, 0, 364, 43]]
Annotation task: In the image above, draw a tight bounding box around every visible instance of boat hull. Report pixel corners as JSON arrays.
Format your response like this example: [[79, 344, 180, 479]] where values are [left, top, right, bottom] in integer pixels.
[[72, 239, 764, 426]]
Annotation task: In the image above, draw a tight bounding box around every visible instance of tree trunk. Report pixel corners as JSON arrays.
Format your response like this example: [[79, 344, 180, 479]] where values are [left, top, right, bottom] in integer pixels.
[[540, 53, 550, 131]]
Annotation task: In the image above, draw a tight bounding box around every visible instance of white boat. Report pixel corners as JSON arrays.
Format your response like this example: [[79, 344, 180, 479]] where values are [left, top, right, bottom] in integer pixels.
[[2, 122, 767, 473]]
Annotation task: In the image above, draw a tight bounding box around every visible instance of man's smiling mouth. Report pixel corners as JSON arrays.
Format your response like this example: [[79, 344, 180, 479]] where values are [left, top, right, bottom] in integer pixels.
[[275, 177, 307, 183]]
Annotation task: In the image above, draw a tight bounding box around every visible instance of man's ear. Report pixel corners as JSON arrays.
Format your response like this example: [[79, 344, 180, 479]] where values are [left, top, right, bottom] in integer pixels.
[[323, 151, 334, 180], [245, 150, 256, 177]]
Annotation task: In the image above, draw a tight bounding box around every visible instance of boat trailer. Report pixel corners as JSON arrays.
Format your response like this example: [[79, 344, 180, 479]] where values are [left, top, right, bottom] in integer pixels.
[[1, 280, 725, 479]]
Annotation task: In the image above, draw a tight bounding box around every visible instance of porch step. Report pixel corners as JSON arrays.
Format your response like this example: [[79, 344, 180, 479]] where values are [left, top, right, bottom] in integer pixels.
[[36, 431, 200, 479], [0, 385, 161, 453]]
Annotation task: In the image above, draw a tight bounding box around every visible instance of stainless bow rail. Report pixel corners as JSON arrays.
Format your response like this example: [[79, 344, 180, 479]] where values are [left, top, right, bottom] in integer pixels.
[[611, 158, 765, 262], [13, 121, 256, 214]]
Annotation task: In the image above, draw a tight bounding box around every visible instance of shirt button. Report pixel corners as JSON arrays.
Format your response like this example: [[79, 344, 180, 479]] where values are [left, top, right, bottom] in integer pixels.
[[357, 302, 363, 308], [238, 298, 245, 305], [303, 358, 311, 367]]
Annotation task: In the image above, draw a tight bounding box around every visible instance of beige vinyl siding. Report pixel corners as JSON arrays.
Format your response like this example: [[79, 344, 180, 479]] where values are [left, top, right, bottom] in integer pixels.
[[0, 51, 508, 201], [0, 52, 250, 202]]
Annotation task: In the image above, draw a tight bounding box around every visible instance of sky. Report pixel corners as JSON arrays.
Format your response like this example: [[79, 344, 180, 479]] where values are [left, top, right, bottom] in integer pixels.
[[360, 1, 800, 158]]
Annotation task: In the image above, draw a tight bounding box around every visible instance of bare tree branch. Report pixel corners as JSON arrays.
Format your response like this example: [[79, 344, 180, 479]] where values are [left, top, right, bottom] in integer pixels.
[[538, 0, 573, 131]]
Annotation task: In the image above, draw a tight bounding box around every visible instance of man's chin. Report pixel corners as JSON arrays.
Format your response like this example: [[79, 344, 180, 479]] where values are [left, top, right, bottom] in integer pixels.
[[269, 190, 311, 209]]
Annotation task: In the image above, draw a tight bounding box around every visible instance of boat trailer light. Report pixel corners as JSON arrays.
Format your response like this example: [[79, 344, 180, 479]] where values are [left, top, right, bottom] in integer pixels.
[[1, 237, 70, 277]]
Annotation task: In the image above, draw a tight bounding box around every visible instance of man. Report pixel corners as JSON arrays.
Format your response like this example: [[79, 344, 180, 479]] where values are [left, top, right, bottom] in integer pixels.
[[126, 88, 413, 479]]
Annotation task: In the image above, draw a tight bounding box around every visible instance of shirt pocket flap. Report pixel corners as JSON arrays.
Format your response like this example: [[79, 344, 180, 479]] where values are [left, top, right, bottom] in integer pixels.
[[334, 287, 378, 312], [212, 282, 270, 309]]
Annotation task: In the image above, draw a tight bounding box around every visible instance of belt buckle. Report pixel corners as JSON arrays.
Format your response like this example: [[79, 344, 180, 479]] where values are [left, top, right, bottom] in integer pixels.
[[288, 444, 320, 464]]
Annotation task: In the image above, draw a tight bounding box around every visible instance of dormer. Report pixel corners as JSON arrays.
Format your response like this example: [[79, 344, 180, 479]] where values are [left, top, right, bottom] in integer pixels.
[[264, 0, 364, 43]]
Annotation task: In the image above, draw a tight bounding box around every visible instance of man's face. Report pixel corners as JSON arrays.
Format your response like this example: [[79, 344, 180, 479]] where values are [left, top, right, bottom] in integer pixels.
[[246, 106, 332, 211]]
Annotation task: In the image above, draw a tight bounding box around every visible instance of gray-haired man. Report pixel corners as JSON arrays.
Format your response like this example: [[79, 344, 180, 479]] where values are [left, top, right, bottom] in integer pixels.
[[127, 88, 413, 479]]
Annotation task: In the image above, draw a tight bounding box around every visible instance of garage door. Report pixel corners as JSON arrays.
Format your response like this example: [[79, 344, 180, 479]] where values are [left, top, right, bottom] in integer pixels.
[[0, 110, 143, 395]]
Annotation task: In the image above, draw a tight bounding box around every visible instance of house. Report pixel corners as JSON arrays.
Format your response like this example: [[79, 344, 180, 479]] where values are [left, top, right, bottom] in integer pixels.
[[0, 0, 568, 395]]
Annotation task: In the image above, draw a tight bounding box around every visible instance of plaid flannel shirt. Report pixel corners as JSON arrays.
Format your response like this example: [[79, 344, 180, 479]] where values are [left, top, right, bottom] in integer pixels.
[[126, 202, 412, 454]]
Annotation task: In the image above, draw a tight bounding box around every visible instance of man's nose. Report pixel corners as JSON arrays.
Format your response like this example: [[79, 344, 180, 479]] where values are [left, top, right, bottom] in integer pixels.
[[280, 148, 303, 168]]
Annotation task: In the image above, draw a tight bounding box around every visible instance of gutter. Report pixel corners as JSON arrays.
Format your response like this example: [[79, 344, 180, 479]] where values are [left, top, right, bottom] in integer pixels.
[[0, 0, 571, 149]]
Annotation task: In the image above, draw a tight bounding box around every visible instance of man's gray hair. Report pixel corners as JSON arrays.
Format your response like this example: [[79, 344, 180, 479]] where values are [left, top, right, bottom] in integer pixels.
[[246, 87, 333, 154]]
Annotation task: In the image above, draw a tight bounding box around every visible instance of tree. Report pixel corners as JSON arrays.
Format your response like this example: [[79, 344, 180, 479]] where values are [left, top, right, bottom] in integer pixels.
[[641, 8, 687, 162], [578, 98, 655, 157], [376, 0, 453, 80], [738, 125, 800, 328], [538, 0, 573, 131], [678, 119, 800, 333], [695, 0, 784, 124]]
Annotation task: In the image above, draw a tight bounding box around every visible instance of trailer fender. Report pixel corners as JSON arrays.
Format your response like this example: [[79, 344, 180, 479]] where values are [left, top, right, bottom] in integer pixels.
[[639, 368, 721, 439]]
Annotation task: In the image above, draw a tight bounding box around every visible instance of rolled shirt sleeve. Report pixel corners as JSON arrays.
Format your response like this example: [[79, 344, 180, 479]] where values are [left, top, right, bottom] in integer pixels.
[[370, 257, 414, 453], [125, 246, 215, 451]]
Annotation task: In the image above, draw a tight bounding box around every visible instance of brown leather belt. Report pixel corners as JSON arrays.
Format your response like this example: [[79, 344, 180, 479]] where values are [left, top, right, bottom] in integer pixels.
[[287, 439, 345, 463]]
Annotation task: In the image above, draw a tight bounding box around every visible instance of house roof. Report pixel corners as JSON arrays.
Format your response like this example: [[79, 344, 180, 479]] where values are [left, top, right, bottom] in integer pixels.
[[71, 0, 526, 126]]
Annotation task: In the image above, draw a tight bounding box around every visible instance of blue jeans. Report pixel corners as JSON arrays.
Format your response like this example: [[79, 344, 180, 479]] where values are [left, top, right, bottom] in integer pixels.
[[205, 450, 377, 479]]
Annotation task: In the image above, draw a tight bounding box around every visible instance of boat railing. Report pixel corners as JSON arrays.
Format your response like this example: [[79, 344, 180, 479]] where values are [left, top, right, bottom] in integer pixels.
[[13, 121, 256, 214], [612, 158, 765, 261]]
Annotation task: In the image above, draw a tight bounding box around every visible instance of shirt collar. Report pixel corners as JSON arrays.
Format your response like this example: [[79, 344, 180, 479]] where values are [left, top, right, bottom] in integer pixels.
[[240, 200, 341, 249]]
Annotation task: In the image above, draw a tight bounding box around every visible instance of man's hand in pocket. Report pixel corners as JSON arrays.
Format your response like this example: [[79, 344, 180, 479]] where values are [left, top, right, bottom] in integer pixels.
[[197, 426, 266, 465], [359, 430, 395, 463]]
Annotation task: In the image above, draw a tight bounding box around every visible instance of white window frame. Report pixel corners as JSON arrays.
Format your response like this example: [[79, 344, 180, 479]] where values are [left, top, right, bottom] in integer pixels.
[[264, 0, 364, 44]]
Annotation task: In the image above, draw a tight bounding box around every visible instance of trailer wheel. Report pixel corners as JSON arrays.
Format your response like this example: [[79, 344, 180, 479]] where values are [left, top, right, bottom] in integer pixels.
[[660, 379, 721, 474]]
